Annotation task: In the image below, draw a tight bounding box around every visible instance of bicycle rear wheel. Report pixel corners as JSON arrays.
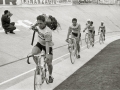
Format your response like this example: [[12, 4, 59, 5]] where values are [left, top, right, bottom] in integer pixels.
[[34, 68, 43, 90], [70, 40, 77, 64], [85, 33, 90, 49]]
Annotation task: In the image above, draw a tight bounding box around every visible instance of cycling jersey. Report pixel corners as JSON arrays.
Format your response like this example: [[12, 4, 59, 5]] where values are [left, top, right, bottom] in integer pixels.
[[99, 25, 105, 32], [36, 26, 54, 47], [88, 25, 94, 33], [70, 23, 80, 33]]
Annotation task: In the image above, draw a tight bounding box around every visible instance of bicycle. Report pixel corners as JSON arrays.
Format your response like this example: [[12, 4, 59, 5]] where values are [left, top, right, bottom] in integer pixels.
[[99, 31, 104, 44], [27, 51, 49, 90], [84, 31, 94, 49], [67, 38, 78, 64]]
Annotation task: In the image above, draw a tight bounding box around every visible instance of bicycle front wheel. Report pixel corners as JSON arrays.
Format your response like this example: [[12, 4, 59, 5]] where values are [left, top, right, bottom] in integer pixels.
[[85, 33, 90, 49], [70, 41, 77, 64], [99, 34, 104, 44], [44, 63, 49, 84], [34, 68, 43, 90]]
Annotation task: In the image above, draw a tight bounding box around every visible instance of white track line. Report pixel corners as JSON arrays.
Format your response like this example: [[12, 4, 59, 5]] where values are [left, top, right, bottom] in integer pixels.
[[0, 34, 119, 86]]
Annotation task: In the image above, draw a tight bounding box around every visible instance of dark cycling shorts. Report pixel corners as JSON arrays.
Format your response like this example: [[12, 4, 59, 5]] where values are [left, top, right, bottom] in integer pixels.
[[101, 30, 105, 32], [89, 30, 93, 33], [72, 32, 81, 37], [93, 31, 95, 34], [36, 42, 53, 55]]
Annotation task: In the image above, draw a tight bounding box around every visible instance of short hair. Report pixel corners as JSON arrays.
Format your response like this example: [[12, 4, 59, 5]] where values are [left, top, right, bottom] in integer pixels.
[[72, 18, 77, 22], [37, 15, 45, 22], [4, 10, 9, 15], [91, 21, 93, 25]]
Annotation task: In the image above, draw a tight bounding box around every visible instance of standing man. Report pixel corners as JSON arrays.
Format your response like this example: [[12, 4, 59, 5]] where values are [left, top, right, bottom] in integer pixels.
[[1, 10, 16, 34]]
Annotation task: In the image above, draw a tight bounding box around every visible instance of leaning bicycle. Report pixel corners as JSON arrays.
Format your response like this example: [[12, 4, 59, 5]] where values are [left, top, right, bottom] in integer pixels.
[[27, 51, 49, 90], [67, 38, 78, 64]]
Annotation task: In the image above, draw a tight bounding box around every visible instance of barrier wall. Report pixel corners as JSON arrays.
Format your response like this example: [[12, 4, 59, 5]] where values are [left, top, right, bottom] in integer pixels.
[[0, 0, 119, 5]]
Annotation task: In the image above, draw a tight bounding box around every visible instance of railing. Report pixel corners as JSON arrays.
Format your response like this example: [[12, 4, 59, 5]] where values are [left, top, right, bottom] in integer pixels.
[[0, 0, 72, 5], [0, 0, 119, 5]]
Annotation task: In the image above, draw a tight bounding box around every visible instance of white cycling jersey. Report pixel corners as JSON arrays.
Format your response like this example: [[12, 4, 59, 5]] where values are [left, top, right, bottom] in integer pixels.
[[70, 23, 81, 33], [36, 26, 54, 47]]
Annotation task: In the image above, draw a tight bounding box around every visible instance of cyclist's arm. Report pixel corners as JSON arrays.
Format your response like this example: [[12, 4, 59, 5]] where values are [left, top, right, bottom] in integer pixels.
[[46, 42, 49, 55], [30, 21, 38, 32], [92, 26, 95, 35], [77, 24, 81, 38], [83, 24, 90, 32], [66, 27, 72, 39], [45, 33, 51, 55], [104, 26, 106, 34]]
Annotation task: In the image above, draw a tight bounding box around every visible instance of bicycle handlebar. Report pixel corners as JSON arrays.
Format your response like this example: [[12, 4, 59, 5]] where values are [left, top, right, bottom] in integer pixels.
[[27, 56, 31, 64]]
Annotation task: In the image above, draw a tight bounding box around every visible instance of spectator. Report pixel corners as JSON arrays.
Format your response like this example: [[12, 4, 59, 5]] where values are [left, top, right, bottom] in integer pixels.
[[1, 10, 16, 34]]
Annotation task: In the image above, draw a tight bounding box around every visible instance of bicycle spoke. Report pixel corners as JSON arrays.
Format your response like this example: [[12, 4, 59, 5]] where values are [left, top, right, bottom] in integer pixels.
[[70, 43, 76, 64], [34, 70, 43, 90]]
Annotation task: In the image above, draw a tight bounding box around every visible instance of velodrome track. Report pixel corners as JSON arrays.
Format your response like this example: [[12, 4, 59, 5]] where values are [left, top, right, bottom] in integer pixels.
[[0, 4, 120, 89]]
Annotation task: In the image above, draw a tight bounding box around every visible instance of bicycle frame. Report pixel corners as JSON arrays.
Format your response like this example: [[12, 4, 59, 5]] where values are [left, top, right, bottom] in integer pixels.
[[99, 32, 104, 44], [27, 51, 49, 90], [85, 32, 94, 48], [67, 38, 78, 64]]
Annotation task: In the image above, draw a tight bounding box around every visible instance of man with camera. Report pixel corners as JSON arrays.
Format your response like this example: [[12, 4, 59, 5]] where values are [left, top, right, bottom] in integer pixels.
[[1, 10, 16, 34]]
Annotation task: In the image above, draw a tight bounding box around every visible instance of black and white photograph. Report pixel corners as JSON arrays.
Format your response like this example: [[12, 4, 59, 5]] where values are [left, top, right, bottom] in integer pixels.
[[0, 0, 120, 90]]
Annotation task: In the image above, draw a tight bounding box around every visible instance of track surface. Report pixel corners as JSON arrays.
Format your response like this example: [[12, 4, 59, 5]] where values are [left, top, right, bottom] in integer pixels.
[[0, 4, 120, 89]]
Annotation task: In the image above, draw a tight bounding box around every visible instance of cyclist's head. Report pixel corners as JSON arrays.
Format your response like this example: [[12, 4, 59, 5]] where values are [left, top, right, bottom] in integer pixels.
[[90, 21, 93, 25], [101, 21, 104, 25], [72, 18, 77, 26], [87, 19, 91, 24], [37, 15, 46, 29]]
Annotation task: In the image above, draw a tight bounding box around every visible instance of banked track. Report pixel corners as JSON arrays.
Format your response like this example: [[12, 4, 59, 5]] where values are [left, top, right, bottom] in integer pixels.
[[0, 4, 120, 89]]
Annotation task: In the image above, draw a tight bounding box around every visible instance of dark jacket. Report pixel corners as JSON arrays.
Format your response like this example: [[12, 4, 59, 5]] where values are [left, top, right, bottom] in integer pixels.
[[1, 14, 10, 29]]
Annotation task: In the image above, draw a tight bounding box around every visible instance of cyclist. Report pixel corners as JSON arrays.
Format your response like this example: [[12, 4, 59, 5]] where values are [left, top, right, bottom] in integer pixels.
[[28, 15, 55, 83], [83, 21, 95, 46], [86, 19, 91, 26], [98, 21, 106, 40], [66, 18, 81, 58]]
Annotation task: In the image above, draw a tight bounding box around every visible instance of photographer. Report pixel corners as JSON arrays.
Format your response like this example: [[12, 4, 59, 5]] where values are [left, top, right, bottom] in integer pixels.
[[1, 10, 16, 34]]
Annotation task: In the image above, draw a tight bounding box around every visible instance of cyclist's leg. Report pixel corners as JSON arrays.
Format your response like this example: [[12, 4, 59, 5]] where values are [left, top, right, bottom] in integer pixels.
[[72, 34, 80, 58], [44, 47, 54, 83], [29, 42, 42, 64], [89, 30, 92, 44], [76, 40, 80, 58], [93, 31, 95, 43], [103, 30, 105, 40]]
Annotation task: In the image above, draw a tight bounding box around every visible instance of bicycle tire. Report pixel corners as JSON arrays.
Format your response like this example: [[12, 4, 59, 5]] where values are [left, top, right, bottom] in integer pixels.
[[34, 69, 43, 90], [44, 63, 49, 84], [70, 39, 77, 64], [85, 33, 90, 49], [67, 38, 73, 53], [99, 33, 104, 44]]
